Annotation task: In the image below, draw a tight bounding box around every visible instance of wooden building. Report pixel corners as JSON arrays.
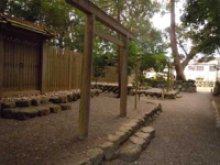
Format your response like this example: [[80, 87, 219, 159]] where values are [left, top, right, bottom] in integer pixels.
[[0, 14, 52, 96]]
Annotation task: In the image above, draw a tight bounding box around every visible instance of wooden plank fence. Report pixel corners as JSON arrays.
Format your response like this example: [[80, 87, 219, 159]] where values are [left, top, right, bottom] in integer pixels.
[[44, 45, 82, 92]]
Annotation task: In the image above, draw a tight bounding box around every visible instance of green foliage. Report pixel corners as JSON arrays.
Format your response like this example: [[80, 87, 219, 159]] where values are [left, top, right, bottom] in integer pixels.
[[92, 37, 117, 79], [182, 0, 220, 54], [128, 40, 167, 76], [1, 0, 85, 51]]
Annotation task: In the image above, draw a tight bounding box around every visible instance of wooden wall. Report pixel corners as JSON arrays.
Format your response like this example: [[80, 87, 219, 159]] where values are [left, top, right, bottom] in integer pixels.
[[43, 45, 82, 92]]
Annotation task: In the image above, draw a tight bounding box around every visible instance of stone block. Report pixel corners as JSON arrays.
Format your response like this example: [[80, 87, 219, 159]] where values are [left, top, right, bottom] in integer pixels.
[[60, 104, 72, 111], [141, 126, 155, 137], [31, 99, 41, 106], [108, 133, 125, 147], [13, 108, 39, 120], [37, 107, 50, 116], [118, 143, 142, 162], [49, 97, 62, 104], [1, 108, 13, 118], [40, 97, 49, 105], [135, 132, 151, 141], [67, 94, 73, 102], [87, 148, 104, 165], [144, 112, 152, 121], [129, 136, 146, 147], [1, 102, 16, 109], [76, 158, 92, 165], [49, 105, 62, 113], [15, 100, 31, 108], [115, 131, 130, 144], [118, 126, 134, 135], [123, 120, 140, 132], [49, 96, 67, 104], [100, 141, 117, 160], [2, 108, 39, 120]]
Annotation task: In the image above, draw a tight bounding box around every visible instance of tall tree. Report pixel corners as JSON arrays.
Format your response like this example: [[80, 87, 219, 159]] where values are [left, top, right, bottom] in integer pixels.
[[169, 0, 185, 80]]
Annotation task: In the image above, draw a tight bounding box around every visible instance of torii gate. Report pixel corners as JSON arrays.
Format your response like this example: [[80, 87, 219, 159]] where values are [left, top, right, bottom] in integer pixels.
[[65, 0, 135, 139]]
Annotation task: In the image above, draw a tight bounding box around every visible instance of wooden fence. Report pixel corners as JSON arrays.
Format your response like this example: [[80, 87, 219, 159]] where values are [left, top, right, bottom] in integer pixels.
[[44, 45, 82, 92], [92, 66, 118, 83]]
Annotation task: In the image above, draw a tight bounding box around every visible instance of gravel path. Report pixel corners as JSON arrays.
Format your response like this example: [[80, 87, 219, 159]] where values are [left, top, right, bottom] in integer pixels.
[[109, 88, 220, 165], [0, 95, 156, 165]]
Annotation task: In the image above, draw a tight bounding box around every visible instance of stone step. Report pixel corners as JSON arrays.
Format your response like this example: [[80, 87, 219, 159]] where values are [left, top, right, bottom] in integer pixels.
[[1, 103, 71, 120], [118, 126, 155, 162], [0, 89, 102, 111], [75, 103, 162, 165]]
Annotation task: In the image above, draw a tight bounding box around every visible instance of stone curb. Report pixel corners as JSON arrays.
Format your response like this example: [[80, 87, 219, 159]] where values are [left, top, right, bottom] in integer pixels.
[[118, 126, 155, 162], [76, 104, 162, 165], [0, 89, 102, 120]]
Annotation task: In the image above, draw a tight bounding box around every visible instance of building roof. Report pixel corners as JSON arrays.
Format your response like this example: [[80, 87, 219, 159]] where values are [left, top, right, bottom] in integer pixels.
[[0, 13, 54, 38]]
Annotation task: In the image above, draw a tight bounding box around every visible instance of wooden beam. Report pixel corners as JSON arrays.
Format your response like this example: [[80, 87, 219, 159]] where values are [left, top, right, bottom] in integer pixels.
[[78, 14, 94, 139], [0, 34, 3, 97], [65, 0, 135, 39], [120, 36, 129, 117], [94, 30, 124, 46]]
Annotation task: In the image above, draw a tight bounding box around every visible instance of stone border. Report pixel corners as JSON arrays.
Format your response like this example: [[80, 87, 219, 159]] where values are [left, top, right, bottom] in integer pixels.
[[76, 104, 162, 165], [0, 89, 102, 120]]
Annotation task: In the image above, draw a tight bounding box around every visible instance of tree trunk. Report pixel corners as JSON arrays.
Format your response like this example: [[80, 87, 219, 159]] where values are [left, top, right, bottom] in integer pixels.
[[170, 0, 185, 80]]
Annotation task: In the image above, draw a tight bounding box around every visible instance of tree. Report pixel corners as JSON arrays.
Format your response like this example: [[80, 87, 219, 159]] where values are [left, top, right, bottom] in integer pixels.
[[169, 0, 185, 80], [0, 0, 85, 51], [182, 0, 220, 54]]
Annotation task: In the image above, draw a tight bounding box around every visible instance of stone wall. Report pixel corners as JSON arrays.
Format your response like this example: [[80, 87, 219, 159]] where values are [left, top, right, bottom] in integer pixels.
[[174, 80, 197, 93]]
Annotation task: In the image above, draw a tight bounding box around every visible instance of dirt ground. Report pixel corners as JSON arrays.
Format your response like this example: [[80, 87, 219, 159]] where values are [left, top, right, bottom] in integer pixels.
[[2, 88, 220, 165], [108, 87, 220, 165], [0, 94, 157, 165]]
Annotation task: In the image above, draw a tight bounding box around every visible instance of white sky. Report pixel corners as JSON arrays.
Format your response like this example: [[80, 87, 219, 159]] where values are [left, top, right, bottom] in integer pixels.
[[152, 0, 185, 31], [151, 1, 190, 58]]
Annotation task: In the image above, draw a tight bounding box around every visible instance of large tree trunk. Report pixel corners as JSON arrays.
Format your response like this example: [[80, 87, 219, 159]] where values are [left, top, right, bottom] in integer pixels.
[[170, 0, 185, 80]]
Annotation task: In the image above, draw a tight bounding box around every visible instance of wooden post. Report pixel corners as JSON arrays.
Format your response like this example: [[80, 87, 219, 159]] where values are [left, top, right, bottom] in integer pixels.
[[0, 35, 3, 97], [120, 36, 128, 117], [79, 14, 94, 139], [41, 41, 47, 94]]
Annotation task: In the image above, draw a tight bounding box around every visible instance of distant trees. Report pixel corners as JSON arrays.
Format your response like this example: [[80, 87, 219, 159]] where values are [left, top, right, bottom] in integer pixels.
[[92, 0, 167, 72]]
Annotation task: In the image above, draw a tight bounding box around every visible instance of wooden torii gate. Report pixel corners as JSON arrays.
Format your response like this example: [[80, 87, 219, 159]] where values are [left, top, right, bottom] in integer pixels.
[[65, 0, 135, 139]]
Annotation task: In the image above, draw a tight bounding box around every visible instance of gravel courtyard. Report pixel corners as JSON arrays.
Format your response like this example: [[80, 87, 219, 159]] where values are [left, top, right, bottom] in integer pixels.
[[0, 94, 156, 165], [1, 88, 220, 165], [109, 88, 220, 165]]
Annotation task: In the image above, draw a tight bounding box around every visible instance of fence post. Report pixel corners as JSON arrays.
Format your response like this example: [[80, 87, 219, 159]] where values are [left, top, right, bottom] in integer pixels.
[[78, 14, 94, 139], [41, 41, 47, 94]]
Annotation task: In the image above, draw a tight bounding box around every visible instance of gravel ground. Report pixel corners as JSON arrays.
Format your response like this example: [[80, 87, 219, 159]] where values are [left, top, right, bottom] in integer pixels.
[[108, 87, 220, 165], [0, 94, 156, 165]]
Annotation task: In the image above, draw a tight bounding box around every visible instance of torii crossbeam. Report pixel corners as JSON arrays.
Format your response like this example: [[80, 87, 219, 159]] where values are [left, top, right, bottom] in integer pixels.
[[65, 0, 135, 139]]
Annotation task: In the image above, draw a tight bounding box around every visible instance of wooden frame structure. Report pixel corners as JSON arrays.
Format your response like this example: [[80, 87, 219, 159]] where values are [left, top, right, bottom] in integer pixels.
[[66, 0, 135, 139], [0, 14, 52, 96]]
